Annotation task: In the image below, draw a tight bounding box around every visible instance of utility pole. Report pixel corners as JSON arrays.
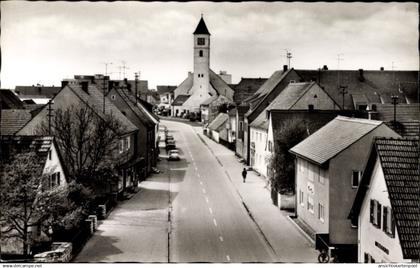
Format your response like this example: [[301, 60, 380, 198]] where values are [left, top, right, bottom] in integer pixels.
[[47, 99, 54, 135], [339, 86, 348, 110], [337, 53, 345, 109]]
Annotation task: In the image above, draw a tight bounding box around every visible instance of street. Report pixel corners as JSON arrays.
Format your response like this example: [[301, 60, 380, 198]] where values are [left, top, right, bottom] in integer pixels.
[[74, 119, 314, 262]]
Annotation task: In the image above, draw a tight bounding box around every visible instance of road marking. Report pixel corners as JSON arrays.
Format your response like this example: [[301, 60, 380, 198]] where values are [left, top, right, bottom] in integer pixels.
[[226, 255, 230, 261], [197, 173, 201, 178], [205, 197, 209, 203], [219, 236, 224, 242], [202, 188, 206, 194], [199, 181, 203, 185], [209, 207, 213, 214], [213, 218, 218, 227]]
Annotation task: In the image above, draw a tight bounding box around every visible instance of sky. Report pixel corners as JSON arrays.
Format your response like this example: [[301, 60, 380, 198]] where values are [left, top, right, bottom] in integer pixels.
[[1, 1, 418, 90]]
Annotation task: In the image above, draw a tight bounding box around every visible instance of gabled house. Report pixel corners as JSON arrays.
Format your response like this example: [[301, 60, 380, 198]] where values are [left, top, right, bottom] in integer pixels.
[[207, 113, 229, 143], [250, 81, 341, 177], [157, 85, 176, 109], [0, 135, 67, 255], [348, 138, 419, 263], [289, 116, 399, 262], [107, 86, 159, 176], [16, 82, 139, 197]]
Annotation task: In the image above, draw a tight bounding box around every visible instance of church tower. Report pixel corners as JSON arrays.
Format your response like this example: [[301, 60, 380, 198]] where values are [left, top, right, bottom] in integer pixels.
[[192, 15, 211, 99]]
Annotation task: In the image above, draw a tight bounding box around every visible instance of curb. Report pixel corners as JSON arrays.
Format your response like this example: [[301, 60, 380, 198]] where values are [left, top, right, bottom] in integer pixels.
[[286, 215, 316, 246]]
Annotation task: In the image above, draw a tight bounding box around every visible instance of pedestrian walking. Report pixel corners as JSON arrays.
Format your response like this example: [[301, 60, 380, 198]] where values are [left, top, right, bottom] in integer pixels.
[[242, 168, 247, 183]]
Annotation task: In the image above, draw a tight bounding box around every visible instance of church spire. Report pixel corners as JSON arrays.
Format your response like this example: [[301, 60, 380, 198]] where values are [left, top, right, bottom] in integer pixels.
[[193, 16, 211, 35]]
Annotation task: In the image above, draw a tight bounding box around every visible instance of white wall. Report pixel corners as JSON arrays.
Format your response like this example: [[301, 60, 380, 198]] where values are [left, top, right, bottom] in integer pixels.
[[250, 127, 268, 177], [43, 143, 67, 189], [358, 158, 408, 263]]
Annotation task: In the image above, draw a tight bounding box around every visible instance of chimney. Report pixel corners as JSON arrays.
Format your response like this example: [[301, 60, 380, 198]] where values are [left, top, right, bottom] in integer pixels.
[[380, 67, 384, 71], [283, 65, 288, 72], [358, 69, 365, 82], [61, 81, 69, 89], [81, 81, 89, 93], [323, 65, 328, 70]]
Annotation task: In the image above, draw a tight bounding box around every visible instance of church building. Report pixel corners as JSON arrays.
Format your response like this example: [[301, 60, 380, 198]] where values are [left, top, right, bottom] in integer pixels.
[[172, 16, 234, 119]]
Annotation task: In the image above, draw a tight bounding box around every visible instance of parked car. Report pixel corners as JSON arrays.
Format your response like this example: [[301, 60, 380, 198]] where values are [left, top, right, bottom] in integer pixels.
[[166, 140, 176, 151], [168, 149, 180, 161]]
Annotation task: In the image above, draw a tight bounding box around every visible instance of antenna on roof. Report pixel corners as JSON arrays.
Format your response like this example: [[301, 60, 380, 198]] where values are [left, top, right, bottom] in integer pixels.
[[337, 53, 347, 109], [284, 49, 292, 69], [119, 60, 130, 80]]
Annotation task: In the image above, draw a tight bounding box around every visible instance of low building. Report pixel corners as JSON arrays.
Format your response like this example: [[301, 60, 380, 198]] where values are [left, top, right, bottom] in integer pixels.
[[207, 113, 229, 143], [348, 138, 419, 263], [289, 116, 399, 262], [157, 85, 176, 109]]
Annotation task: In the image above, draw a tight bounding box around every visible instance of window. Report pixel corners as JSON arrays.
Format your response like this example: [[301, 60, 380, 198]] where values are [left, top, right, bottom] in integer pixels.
[[352, 170, 362, 188], [126, 136, 131, 150], [111, 95, 116, 100], [383, 206, 395, 237], [268, 140, 273, 152], [364, 253, 375, 263], [318, 203, 325, 222], [197, 38, 205, 45], [199, 50, 203, 57], [299, 190, 304, 206], [50, 172, 60, 188], [48, 150, 52, 160], [119, 139, 124, 153], [370, 199, 382, 228], [239, 121, 243, 131], [307, 196, 314, 213]]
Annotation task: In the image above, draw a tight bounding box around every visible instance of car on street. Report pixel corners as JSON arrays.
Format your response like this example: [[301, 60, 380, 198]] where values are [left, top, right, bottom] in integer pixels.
[[168, 149, 180, 161], [166, 140, 176, 151]]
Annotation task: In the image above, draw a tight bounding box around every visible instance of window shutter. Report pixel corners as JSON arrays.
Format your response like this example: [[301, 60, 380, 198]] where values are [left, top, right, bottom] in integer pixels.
[[377, 203, 382, 228], [391, 211, 396, 237], [383, 206, 388, 232], [57, 172, 60, 186], [370, 199, 374, 223]]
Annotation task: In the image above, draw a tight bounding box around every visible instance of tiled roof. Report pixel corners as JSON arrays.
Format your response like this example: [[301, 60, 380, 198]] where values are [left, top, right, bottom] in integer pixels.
[[0, 89, 25, 109], [15, 86, 61, 98], [175, 73, 194, 96], [246, 69, 290, 103], [289, 116, 384, 165], [157, 86, 176, 95], [232, 78, 267, 104], [193, 17, 211, 35], [0, 135, 54, 171], [349, 138, 419, 260], [209, 69, 235, 100], [385, 121, 419, 138], [296, 70, 418, 109], [201, 95, 218, 106], [249, 111, 269, 130], [376, 138, 419, 259], [374, 104, 420, 122], [68, 84, 138, 134], [0, 109, 32, 135], [110, 80, 148, 94], [113, 87, 155, 129], [208, 113, 228, 131], [172, 95, 190, 106]]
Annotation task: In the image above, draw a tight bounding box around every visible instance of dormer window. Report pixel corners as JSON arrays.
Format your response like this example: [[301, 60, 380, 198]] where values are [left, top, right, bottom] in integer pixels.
[[197, 38, 205, 46], [199, 50, 203, 57]]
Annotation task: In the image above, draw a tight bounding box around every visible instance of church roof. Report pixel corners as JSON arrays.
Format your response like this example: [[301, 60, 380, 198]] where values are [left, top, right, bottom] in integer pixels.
[[193, 17, 211, 35]]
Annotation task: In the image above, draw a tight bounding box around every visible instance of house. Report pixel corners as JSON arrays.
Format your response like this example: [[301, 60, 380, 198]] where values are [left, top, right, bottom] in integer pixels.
[[207, 113, 229, 143], [231, 78, 268, 106], [0, 135, 67, 255], [157, 85, 176, 109], [107, 85, 159, 176], [200, 95, 218, 123], [289, 116, 400, 262], [15, 85, 61, 104], [249, 81, 341, 178], [16, 82, 139, 197], [0, 89, 25, 109], [171, 16, 234, 116], [348, 138, 419, 263]]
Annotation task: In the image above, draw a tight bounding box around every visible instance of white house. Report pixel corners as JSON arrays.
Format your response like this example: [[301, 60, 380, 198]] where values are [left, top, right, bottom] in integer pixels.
[[348, 138, 419, 263], [289, 116, 399, 262]]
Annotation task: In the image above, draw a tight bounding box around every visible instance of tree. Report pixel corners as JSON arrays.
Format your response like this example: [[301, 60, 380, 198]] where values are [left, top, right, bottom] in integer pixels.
[[267, 119, 309, 195], [35, 104, 127, 229], [0, 152, 66, 256]]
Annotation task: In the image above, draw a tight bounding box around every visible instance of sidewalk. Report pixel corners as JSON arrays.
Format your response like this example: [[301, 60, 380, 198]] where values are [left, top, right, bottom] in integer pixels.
[[192, 126, 318, 263]]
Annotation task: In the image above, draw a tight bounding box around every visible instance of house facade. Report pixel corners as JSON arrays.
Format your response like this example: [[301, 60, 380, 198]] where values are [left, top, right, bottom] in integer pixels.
[[289, 116, 399, 261], [349, 138, 419, 263], [16, 82, 139, 197]]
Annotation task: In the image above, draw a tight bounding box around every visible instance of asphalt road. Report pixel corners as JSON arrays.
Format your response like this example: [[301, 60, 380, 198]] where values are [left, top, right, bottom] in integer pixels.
[[74, 119, 275, 262]]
